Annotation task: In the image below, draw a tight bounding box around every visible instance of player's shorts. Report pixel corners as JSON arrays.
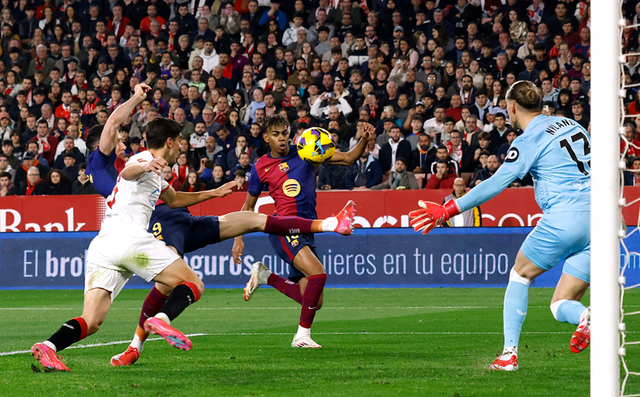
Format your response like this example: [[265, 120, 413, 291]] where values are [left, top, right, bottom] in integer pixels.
[[521, 211, 591, 283], [269, 233, 317, 281], [85, 221, 180, 301], [149, 204, 221, 256]]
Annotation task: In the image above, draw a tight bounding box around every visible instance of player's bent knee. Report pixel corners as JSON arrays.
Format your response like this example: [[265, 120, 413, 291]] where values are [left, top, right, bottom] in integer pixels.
[[183, 280, 204, 302], [84, 317, 104, 336], [550, 299, 567, 321]]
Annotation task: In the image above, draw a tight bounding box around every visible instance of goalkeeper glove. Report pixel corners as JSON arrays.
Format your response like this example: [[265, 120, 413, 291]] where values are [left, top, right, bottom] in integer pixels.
[[409, 199, 461, 234]]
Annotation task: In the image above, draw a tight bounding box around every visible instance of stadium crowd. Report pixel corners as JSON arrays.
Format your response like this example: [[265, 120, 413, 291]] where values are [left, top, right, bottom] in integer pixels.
[[0, 0, 600, 197]]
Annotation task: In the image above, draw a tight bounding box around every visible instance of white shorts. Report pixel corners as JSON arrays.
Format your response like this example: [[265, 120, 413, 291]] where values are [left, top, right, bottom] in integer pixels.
[[84, 224, 180, 301]]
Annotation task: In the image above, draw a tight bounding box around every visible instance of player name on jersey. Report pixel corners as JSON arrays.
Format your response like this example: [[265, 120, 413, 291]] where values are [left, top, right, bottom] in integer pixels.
[[545, 118, 578, 135]]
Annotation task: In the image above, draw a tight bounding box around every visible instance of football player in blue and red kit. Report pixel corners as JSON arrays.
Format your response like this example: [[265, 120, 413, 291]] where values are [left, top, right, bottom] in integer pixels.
[[83, 84, 356, 367], [233, 114, 376, 348]]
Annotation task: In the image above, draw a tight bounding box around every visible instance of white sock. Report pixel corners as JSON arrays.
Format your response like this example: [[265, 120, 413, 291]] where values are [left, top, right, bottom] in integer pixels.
[[296, 325, 311, 338], [321, 217, 338, 232], [155, 312, 171, 325], [502, 346, 518, 356], [130, 334, 144, 352], [258, 267, 272, 285], [42, 340, 57, 352]]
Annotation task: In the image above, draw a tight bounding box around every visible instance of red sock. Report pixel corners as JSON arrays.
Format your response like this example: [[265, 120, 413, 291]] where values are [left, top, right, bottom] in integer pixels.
[[299, 274, 326, 328], [138, 285, 169, 329], [264, 216, 315, 235], [268, 273, 303, 304]]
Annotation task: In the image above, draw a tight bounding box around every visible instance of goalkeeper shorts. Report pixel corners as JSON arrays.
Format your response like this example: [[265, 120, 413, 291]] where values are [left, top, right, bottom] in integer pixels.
[[521, 211, 591, 283]]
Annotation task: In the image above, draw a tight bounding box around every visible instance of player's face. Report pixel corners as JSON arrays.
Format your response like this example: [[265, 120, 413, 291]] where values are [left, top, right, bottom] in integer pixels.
[[265, 125, 290, 156], [167, 138, 181, 164]]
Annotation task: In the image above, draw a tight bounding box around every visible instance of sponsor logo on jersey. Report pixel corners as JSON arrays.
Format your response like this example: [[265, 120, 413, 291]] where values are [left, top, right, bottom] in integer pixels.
[[282, 179, 301, 197], [264, 167, 270, 172], [505, 147, 519, 163], [279, 162, 289, 172], [149, 188, 160, 206]]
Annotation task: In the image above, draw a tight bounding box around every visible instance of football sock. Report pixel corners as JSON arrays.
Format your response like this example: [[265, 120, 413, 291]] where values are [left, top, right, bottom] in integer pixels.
[[268, 273, 302, 304], [157, 282, 201, 322], [138, 285, 169, 333], [264, 215, 315, 235], [503, 268, 530, 349], [263, 215, 339, 235], [299, 273, 327, 328], [46, 317, 88, 352], [551, 299, 587, 326]]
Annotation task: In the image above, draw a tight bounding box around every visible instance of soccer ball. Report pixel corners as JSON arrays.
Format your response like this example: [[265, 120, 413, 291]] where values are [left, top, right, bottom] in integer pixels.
[[296, 127, 336, 165]]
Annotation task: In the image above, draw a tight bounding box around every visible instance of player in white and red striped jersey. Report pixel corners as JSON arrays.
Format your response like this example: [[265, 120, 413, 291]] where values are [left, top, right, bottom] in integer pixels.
[[31, 117, 234, 372]]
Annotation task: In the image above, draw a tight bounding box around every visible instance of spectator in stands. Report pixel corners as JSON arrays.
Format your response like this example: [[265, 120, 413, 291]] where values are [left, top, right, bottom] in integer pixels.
[[0, 171, 16, 196], [71, 163, 98, 195], [426, 159, 456, 189], [371, 158, 417, 190], [470, 154, 501, 187], [379, 126, 412, 175], [444, 177, 482, 227], [228, 152, 252, 182], [180, 171, 205, 192], [345, 147, 382, 190], [497, 129, 519, 163], [412, 134, 437, 174], [18, 165, 45, 196], [318, 158, 349, 190]]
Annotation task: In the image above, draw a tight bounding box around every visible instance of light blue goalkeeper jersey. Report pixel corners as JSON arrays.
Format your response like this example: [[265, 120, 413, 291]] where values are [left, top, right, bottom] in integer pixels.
[[456, 114, 591, 214]]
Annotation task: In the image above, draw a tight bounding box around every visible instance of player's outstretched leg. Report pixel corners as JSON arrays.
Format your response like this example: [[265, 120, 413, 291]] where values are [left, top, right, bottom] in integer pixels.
[[145, 259, 204, 351], [33, 288, 111, 372], [244, 262, 303, 303], [111, 284, 170, 366], [220, 201, 356, 241], [490, 268, 531, 371]]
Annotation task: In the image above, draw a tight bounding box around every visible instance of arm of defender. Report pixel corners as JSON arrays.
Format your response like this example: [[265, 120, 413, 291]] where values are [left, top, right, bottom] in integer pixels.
[[232, 193, 260, 264], [327, 123, 375, 165], [160, 182, 237, 209], [122, 157, 167, 180], [99, 83, 152, 156]]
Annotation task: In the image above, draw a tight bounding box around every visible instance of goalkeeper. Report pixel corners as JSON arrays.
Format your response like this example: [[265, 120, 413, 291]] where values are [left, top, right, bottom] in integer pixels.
[[409, 81, 592, 371]]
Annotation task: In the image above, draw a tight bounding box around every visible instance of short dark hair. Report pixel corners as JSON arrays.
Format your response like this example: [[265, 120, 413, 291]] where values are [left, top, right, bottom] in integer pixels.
[[146, 118, 183, 149], [263, 114, 290, 134]]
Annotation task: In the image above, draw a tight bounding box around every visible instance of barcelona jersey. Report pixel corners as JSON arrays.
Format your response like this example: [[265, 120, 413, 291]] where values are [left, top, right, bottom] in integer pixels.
[[86, 149, 118, 198], [248, 146, 317, 220]]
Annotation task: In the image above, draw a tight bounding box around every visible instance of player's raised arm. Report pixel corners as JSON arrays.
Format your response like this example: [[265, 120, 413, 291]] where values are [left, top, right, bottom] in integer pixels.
[[99, 83, 152, 155], [160, 181, 237, 209], [410, 80, 542, 235], [327, 122, 376, 165]]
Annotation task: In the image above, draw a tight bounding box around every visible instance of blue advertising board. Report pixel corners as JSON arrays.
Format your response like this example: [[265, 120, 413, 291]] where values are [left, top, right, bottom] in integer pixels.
[[0, 228, 638, 290]]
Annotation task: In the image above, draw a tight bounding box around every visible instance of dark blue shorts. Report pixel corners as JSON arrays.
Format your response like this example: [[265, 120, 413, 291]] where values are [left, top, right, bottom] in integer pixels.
[[268, 233, 317, 281], [149, 204, 221, 256]]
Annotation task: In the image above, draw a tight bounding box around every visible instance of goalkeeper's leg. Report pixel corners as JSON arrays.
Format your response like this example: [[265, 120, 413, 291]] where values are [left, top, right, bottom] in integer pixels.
[[550, 271, 590, 354], [490, 251, 545, 371]]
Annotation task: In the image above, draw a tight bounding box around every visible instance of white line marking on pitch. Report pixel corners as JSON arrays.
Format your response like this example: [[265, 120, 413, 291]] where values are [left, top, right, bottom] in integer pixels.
[[3, 331, 639, 356], [0, 333, 211, 357], [0, 306, 551, 310]]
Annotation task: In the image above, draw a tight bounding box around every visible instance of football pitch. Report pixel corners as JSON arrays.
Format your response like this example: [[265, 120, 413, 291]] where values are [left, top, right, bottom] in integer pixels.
[[1, 288, 638, 396]]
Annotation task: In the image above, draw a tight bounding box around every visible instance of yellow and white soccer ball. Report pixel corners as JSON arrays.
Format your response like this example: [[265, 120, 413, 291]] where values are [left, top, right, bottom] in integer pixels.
[[296, 127, 336, 165]]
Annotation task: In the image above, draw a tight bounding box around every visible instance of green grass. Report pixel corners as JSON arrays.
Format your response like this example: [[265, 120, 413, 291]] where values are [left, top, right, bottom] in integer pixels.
[[0, 288, 637, 396]]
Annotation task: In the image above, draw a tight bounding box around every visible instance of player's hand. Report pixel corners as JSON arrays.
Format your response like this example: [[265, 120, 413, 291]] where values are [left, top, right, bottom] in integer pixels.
[[409, 200, 460, 235], [134, 83, 152, 99], [214, 181, 236, 197], [143, 157, 167, 175], [362, 123, 376, 141], [232, 237, 245, 264]]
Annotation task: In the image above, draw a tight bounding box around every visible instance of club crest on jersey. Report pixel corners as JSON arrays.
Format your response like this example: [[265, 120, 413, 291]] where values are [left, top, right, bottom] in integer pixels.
[[282, 179, 300, 197], [279, 163, 289, 172]]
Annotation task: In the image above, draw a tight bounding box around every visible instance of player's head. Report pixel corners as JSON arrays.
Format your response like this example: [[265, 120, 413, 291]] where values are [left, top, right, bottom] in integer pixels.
[[262, 114, 290, 155], [505, 80, 541, 129], [146, 117, 183, 163]]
